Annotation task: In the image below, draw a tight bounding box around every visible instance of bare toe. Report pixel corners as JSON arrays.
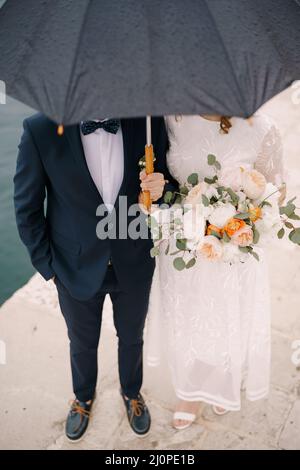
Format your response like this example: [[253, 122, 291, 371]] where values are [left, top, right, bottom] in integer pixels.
[[173, 418, 189, 427]]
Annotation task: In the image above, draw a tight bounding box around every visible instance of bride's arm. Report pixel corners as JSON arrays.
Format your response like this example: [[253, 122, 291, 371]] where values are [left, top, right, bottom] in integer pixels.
[[254, 124, 287, 204]]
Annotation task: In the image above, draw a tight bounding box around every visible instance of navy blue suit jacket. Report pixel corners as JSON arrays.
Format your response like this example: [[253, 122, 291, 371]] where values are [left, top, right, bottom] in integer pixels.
[[14, 115, 177, 300]]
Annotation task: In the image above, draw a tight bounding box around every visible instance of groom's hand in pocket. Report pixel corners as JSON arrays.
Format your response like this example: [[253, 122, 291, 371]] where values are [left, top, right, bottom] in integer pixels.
[[140, 170, 166, 202]]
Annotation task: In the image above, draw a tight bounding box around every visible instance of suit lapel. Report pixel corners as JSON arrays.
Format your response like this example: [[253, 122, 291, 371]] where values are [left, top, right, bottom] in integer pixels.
[[64, 124, 103, 202]]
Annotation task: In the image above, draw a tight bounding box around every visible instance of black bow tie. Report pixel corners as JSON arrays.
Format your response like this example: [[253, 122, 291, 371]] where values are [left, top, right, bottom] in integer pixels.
[[81, 119, 120, 136]]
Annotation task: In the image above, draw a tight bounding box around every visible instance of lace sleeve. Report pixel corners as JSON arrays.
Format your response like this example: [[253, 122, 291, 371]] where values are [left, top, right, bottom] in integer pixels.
[[254, 125, 286, 186]]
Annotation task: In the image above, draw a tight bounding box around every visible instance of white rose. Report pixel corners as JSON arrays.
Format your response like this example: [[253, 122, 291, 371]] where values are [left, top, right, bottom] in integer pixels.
[[198, 235, 223, 260], [255, 206, 281, 234], [218, 166, 244, 191], [186, 238, 199, 251], [185, 182, 207, 206], [242, 169, 266, 200], [182, 206, 206, 246], [208, 203, 236, 228], [222, 243, 241, 263]]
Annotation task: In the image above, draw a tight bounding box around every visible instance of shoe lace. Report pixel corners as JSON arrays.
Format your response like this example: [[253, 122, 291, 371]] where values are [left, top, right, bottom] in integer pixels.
[[69, 399, 91, 418], [129, 398, 144, 421]]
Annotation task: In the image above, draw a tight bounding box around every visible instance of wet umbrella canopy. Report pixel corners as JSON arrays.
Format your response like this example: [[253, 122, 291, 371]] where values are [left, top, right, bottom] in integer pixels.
[[0, 0, 299, 125]]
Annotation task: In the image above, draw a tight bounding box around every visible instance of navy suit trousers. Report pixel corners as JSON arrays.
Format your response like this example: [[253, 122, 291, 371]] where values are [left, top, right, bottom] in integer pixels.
[[55, 265, 152, 402]]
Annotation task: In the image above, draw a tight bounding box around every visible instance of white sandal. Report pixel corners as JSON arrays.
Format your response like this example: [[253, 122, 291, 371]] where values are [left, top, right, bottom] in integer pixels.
[[212, 405, 230, 416], [172, 412, 196, 430]]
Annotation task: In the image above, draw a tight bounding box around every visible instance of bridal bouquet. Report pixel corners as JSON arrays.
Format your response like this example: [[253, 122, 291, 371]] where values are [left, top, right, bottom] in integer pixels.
[[149, 154, 300, 270]]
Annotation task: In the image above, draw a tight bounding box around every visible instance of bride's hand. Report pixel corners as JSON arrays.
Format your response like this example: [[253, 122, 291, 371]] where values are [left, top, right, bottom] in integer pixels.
[[140, 170, 166, 202]]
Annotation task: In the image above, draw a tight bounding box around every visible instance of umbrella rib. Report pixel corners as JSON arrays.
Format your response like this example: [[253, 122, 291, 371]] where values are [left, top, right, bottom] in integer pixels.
[[203, 0, 248, 116], [61, 0, 92, 123]]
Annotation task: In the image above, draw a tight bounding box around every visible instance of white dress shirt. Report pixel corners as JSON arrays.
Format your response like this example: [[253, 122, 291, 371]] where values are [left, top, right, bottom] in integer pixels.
[[80, 120, 124, 212]]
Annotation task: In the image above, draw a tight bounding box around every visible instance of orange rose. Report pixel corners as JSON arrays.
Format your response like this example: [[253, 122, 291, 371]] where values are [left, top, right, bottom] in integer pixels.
[[206, 224, 223, 236], [224, 218, 246, 237], [249, 206, 262, 222]]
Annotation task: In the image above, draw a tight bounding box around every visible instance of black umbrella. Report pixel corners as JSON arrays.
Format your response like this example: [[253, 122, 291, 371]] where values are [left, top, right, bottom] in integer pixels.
[[0, 0, 299, 125]]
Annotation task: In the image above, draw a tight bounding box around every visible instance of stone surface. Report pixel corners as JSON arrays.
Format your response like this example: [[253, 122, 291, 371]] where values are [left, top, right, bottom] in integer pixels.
[[279, 400, 300, 450], [199, 428, 277, 450], [0, 86, 300, 450], [272, 292, 300, 338], [201, 386, 293, 448], [271, 332, 300, 393]]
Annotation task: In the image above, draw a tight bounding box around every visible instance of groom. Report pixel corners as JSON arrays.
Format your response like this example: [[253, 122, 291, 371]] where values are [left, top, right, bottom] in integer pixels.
[[14, 115, 176, 440]]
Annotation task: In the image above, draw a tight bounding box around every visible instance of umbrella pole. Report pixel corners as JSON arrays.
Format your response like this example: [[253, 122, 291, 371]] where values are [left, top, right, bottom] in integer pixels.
[[57, 124, 64, 135], [143, 116, 154, 210]]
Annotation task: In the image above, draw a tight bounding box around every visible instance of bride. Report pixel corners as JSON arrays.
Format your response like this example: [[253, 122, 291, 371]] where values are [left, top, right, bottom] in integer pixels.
[[146, 113, 286, 430]]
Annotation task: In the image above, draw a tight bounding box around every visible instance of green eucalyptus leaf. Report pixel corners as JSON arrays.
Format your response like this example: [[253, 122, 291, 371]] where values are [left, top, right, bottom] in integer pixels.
[[222, 231, 231, 243], [238, 246, 250, 253], [210, 230, 222, 239], [175, 195, 183, 204], [187, 173, 199, 186], [289, 228, 300, 245], [164, 191, 174, 204], [226, 188, 239, 203], [173, 257, 186, 271], [280, 203, 296, 217], [186, 258, 196, 269], [176, 238, 187, 250], [150, 246, 160, 257], [288, 213, 300, 220], [284, 221, 294, 229], [207, 154, 217, 165], [180, 186, 189, 195], [202, 194, 210, 207], [251, 251, 260, 261], [215, 160, 222, 171], [210, 196, 219, 204], [253, 227, 260, 244], [234, 212, 250, 220], [277, 227, 285, 239], [260, 200, 272, 208], [204, 175, 218, 185]]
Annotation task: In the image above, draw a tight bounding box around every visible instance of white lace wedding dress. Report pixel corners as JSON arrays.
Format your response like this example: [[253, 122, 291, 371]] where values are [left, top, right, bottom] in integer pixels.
[[147, 114, 285, 410]]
